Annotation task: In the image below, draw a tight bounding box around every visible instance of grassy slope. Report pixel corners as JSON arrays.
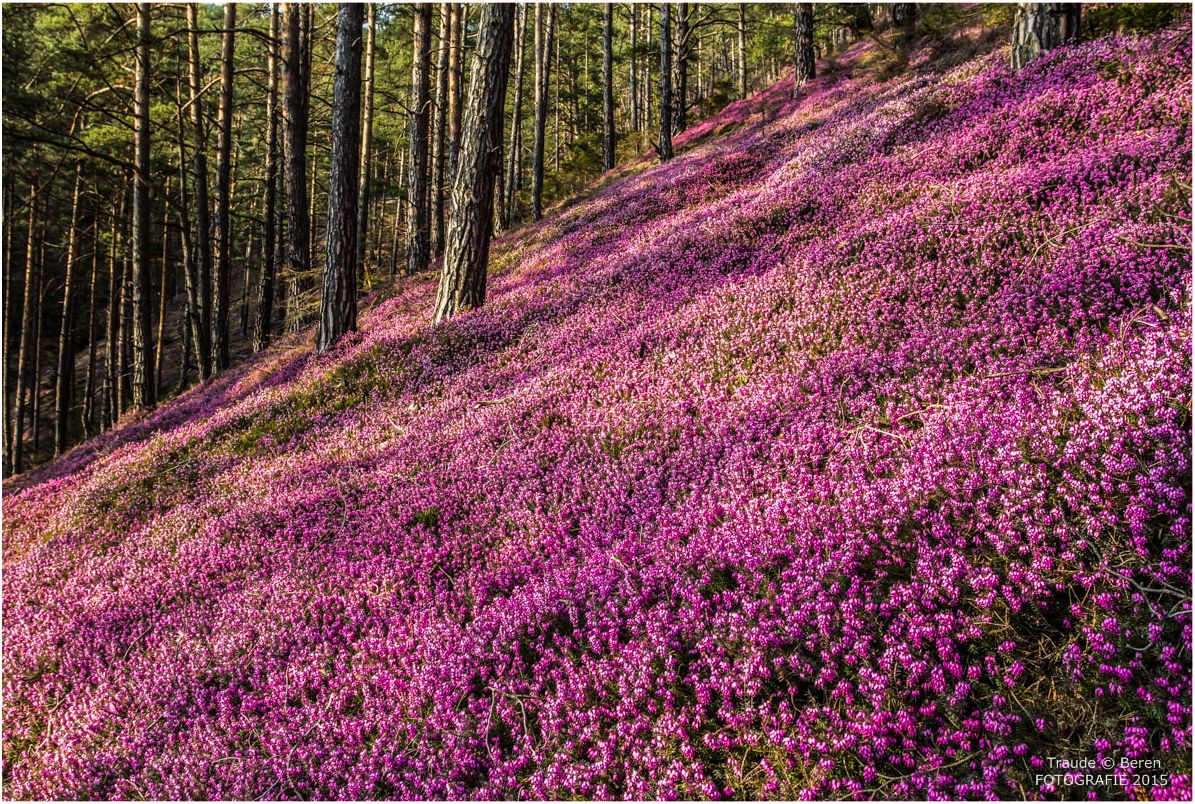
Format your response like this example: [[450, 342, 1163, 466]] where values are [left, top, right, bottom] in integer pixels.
[[4, 20, 1192, 801]]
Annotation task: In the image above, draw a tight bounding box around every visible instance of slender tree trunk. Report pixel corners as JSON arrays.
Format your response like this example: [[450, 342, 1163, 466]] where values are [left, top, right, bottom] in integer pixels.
[[186, 3, 213, 380], [892, 3, 916, 32], [130, 2, 155, 410], [603, 3, 616, 170], [676, 3, 689, 132], [505, 3, 528, 222], [737, 4, 747, 99], [82, 217, 101, 437], [174, 72, 203, 382], [283, 3, 312, 331], [155, 178, 172, 396], [11, 181, 38, 473], [407, 4, 433, 275], [630, 5, 639, 133], [447, 3, 464, 183], [434, 2, 516, 322], [318, 2, 363, 353], [794, 3, 815, 96], [659, 3, 673, 162], [254, 3, 281, 352], [355, 3, 376, 285], [31, 232, 46, 458], [531, 4, 557, 221], [53, 163, 84, 456], [645, 5, 654, 132], [104, 196, 123, 429], [433, 3, 451, 249], [211, 2, 236, 372]]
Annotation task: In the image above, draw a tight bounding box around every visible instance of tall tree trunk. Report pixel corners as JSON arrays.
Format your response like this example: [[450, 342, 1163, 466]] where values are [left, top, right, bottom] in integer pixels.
[[630, 5, 639, 133], [82, 217, 102, 437], [31, 232, 46, 458], [678, 3, 691, 131], [658, 3, 673, 162], [737, 3, 747, 99], [155, 179, 172, 396], [254, 3, 281, 353], [283, 2, 312, 331], [433, 3, 451, 249], [406, 4, 433, 275], [11, 180, 38, 473], [53, 163, 84, 456], [355, 3, 376, 285], [1011, 4, 1078, 69], [434, 2, 515, 322], [186, 2, 214, 380], [212, 2, 236, 372], [317, 2, 364, 353], [793, 3, 815, 96], [505, 3, 528, 222], [104, 195, 123, 429], [447, 3, 464, 183], [130, 2, 155, 410], [892, 3, 916, 32], [603, 3, 616, 171], [531, 4, 557, 221]]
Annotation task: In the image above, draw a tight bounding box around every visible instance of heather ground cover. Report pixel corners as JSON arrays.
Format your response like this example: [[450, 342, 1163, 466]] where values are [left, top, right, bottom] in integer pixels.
[[3, 21, 1192, 801]]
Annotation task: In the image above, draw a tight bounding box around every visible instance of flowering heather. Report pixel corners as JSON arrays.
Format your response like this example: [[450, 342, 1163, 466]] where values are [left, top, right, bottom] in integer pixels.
[[3, 24, 1192, 801]]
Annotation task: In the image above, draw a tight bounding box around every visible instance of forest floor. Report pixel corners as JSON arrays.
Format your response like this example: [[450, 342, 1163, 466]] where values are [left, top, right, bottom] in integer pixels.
[[3, 17, 1192, 801]]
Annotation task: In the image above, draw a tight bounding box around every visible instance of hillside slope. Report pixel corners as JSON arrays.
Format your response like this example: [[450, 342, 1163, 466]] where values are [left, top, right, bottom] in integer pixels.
[[4, 24, 1192, 800]]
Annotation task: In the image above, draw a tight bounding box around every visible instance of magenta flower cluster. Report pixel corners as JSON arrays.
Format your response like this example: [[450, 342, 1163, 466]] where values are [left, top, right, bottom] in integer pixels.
[[4, 24, 1191, 800]]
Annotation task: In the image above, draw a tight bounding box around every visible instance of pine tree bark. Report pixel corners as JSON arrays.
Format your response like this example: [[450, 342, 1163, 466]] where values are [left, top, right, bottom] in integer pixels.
[[793, 3, 815, 96], [53, 163, 84, 456], [630, 5, 640, 133], [447, 3, 464, 182], [892, 3, 916, 32], [531, 4, 557, 221], [737, 4, 748, 99], [675, 3, 689, 132], [1011, 4, 1079, 70], [254, 3, 281, 352], [434, 2, 515, 322], [185, 3, 214, 380], [82, 222, 101, 437], [355, 3, 376, 284], [283, 2, 311, 329], [406, 4, 433, 275], [317, 2, 364, 353], [433, 3, 451, 250], [130, 2, 156, 410], [156, 179, 173, 394], [212, 2, 236, 372], [659, 3, 673, 162], [504, 3, 528, 222], [11, 180, 38, 473], [104, 195, 123, 429], [603, 3, 616, 170]]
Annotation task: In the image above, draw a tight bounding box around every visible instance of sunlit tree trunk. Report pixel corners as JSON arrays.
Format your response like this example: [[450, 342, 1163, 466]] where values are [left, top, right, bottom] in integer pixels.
[[317, 2, 364, 353], [433, 3, 451, 251], [11, 180, 38, 473], [406, 4, 433, 275], [531, 4, 557, 221], [737, 3, 747, 99], [434, 2, 516, 322], [254, 4, 281, 352], [603, 3, 616, 170], [53, 163, 84, 456], [659, 3, 673, 161], [355, 3, 376, 284], [793, 3, 815, 96], [185, 3, 213, 379], [505, 3, 528, 223], [211, 3, 236, 373], [283, 2, 311, 330], [129, 2, 155, 410]]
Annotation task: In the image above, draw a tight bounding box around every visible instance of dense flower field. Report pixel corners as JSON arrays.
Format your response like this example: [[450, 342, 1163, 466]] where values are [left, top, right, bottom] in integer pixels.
[[4, 22, 1191, 801]]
